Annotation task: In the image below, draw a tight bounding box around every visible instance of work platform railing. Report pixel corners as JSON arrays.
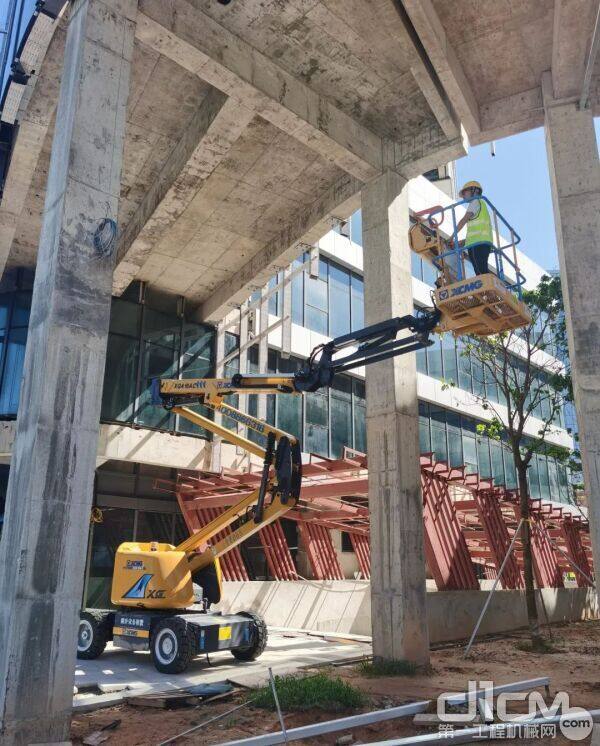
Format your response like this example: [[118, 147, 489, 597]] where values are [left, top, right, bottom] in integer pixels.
[[414, 195, 526, 296], [410, 195, 531, 336]]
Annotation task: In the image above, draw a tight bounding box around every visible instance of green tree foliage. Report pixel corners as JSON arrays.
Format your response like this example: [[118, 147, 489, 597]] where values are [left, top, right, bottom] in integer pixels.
[[456, 275, 575, 649]]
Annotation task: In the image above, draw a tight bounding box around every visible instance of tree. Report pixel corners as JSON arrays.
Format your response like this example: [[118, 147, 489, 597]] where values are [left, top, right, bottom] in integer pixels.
[[454, 275, 573, 649]]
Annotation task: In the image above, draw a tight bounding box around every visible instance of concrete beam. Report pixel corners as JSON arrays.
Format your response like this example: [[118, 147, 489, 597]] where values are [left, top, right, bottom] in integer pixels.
[[136, 3, 383, 181], [199, 173, 362, 323], [552, 0, 595, 99], [370, 0, 460, 140], [401, 0, 481, 136], [361, 169, 430, 665], [544, 78, 600, 608], [0, 0, 137, 741], [113, 88, 254, 295], [475, 86, 544, 145]]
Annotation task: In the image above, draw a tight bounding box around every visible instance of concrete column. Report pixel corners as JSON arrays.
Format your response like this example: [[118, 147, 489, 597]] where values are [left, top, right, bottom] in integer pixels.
[[361, 169, 430, 664], [0, 1, 136, 742], [544, 89, 600, 597]]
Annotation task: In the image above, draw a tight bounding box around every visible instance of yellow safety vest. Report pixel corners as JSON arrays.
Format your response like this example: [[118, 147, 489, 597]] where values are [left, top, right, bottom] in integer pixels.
[[465, 199, 493, 247]]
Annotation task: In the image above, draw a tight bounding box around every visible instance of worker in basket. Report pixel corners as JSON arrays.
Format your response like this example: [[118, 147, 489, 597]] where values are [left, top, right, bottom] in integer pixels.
[[455, 180, 493, 276]]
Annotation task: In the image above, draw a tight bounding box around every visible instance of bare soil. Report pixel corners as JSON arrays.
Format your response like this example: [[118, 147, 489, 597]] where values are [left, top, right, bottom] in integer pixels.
[[71, 620, 600, 746]]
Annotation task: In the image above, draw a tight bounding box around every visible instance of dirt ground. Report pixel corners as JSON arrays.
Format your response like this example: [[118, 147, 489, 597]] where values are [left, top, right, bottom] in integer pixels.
[[71, 620, 600, 746]]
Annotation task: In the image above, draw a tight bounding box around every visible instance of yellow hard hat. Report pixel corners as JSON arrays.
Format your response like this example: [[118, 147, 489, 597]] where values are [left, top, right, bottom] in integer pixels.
[[460, 180, 482, 196]]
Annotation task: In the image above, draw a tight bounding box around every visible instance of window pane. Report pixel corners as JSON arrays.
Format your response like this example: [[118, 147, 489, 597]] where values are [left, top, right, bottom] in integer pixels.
[[177, 323, 215, 438], [136, 511, 174, 543], [411, 252, 423, 281], [0, 294, 11, 330], [477, 437, 491, 478], [528, 455, 540, 498], [137, 343, 177, 428], [305, 390, 328, 456], [462, 435, 477, 472], [457, 343, 472, 392], [291, 263, 304, 326], [144, 307, 181, 349], [306, 274, 328, 311], [86, 507, 135, 608], [538, 455, 550, 500], [431, 424, 447, 462], [109, 298, 141, 337], [13, 292, 31, 327], [277, 392, 303, 444], [490, 441, 505, 485], [305, 305, 328, 335], [102, 334, 139, 423], [0, 328, 27, 416], [353, 379, 366, 453], [427, 334, 443, 380], [350, 274, 364, 332], [503, 449, 517, 489], [331, 378, 352, 458], [548, 458, 559, 501], [329, 263, 350, 337], [350, 209, 362, 246], [442, 335, 458, 384]]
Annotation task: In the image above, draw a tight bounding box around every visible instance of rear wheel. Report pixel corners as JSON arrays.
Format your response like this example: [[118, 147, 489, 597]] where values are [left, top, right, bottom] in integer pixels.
[[231, 611, 268, 662], [77, 610, 110, 660], [151, 617, 194, 674]]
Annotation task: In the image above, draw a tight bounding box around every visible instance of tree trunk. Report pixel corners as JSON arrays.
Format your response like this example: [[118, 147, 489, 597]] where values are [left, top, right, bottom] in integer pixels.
[[517, 462, 544, 648]]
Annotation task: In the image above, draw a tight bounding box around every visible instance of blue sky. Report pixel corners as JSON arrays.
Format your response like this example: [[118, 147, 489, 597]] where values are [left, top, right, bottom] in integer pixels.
[[456, 122, 600, 272]]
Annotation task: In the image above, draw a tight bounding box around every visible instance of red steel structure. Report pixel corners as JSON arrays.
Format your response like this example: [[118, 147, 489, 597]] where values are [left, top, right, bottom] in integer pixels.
[[169, 449, 593, 589]]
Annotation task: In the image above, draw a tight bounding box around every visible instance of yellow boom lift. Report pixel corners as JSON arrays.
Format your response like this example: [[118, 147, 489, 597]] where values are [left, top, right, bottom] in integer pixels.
[[77, 195, 530, 674]]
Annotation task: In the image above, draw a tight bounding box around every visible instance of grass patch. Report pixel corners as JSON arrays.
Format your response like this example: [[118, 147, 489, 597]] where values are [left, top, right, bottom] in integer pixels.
[[515, 637, 558, 654], [357, 658, 417, 677], [251, 673, 366, 712]]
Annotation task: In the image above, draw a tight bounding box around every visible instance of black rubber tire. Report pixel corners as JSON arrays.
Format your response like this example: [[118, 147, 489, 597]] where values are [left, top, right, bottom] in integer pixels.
[[231, 611, 268, 661], [77, 610, 110, 660], [150, 617, 194, 674]]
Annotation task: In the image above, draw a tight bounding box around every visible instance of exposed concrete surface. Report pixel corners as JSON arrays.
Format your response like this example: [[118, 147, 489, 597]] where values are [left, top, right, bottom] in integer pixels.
[[361, 170, 429, 665], [217, 581, 599, 641], [544, 77, 600, 609], [72, 630, 371, 700], [0, 1, 137, 742]]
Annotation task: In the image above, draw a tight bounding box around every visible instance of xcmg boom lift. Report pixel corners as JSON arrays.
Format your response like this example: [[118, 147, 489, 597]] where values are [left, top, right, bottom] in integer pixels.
[[77, 196, 530, 674]]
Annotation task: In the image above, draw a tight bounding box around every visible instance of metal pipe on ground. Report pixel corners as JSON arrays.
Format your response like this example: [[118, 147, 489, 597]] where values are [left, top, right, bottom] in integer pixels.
[[365, 710, 600, 745], [216, 678, 550, 746]]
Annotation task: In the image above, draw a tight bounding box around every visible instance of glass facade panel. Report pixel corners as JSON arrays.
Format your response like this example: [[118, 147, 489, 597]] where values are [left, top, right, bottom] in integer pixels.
[[353, 379, 366, 453], [329, 263, 350, 338], [331, 377, 352, 458]]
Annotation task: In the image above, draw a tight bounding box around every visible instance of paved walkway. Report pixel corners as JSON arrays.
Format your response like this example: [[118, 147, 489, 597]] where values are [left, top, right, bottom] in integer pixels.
[[73, 630, 371, 710]]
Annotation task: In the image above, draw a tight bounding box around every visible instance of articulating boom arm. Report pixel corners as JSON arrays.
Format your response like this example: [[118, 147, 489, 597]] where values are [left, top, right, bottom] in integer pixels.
[[153, 307, 441, 407], [152, 307, 440, 571]]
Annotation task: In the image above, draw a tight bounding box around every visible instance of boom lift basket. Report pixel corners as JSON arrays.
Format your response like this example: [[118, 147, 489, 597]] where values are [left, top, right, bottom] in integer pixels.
[[434, 273, 532, 336], [412, 196, 531, 337]]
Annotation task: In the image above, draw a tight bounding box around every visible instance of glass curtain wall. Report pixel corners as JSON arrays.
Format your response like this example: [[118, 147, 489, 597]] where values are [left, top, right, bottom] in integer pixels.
[[101, 284, 215, 437], [283, 254, 364, 337], [419, 400, 570, 503]]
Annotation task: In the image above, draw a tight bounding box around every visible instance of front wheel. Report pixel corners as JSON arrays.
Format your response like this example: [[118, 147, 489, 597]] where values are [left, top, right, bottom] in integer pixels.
[[77, 610, 110, 660], [151, 617, 194, 674], [231, 612, 268, 662]]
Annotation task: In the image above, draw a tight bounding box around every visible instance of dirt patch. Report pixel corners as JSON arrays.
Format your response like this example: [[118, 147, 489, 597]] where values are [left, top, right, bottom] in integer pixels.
[[71, 620, 600, 745]]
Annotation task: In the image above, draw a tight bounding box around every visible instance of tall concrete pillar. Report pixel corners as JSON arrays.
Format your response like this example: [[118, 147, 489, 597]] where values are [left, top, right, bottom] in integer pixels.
[[0, 1, 136, 742], [544, 88, 600, 598], [361, 170, 430, 664]]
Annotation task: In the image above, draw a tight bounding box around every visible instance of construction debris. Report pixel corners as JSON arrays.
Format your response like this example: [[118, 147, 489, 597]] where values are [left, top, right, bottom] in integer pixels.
[[127, 682, 234, 709]]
